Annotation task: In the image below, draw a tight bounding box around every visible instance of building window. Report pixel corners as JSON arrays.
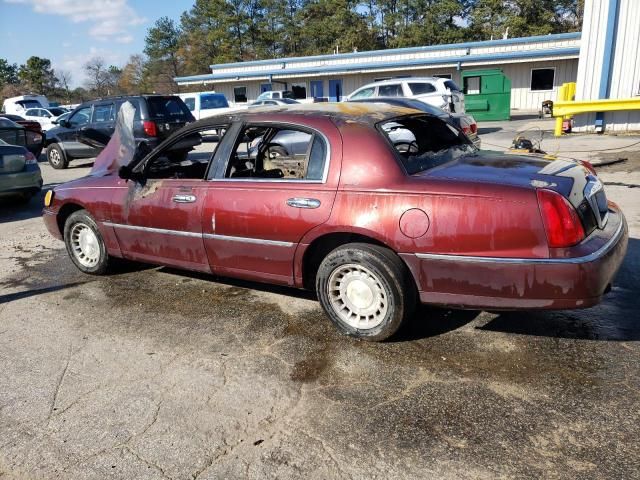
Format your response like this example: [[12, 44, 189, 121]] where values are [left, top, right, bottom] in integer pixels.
[[434, 74, 452, 79], [531, 68, 555, 91], [291, 82, 307, 99], [234, 86, 247, 103]]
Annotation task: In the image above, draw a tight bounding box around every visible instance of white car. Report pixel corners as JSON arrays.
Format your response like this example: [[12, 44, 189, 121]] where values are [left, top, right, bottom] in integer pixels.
[[22, 107, 68, 131], [256, 90, 296, 101], [347, 77, 465, 113]]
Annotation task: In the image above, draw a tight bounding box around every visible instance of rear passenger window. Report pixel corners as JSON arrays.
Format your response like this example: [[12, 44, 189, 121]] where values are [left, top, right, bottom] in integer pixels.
[[378, 84, 403, 97], [408, 83, 436, 95], [183, 97, 195, 111], [226, 126, 327, 181], [92, 104, 114, 123]]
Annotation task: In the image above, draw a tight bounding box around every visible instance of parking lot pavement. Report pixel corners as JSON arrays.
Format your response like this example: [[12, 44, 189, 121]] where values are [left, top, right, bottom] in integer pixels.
[[1, 150, 639, 479]]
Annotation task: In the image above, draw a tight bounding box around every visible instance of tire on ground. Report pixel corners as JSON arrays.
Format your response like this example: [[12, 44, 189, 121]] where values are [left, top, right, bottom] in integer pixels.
[[47, 143, 68, 169], [63, 209, 111, 275], [315, 242, 416, 341]]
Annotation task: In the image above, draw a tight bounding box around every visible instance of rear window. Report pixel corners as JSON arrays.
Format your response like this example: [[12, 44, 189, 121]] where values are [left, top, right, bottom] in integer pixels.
[[147, 97, 193, 121], [200, 94, 229, 109], [379, 115, 473, 175], [408, 83, 436, 95], [49, 108, 67, 116], [444, 80, 461, 92]]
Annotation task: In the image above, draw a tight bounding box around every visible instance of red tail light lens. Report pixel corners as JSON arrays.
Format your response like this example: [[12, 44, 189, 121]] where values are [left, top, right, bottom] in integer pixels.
[[143, 120, 157, 137], [470, 123, 477, 134], [537, 189, 585, 248], [461, 125, 471, 134]]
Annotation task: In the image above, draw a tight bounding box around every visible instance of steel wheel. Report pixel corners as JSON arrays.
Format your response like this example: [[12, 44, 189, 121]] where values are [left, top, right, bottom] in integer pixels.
[[49, 148, 61, 165], [327, 263, 389, 330], [69, 222, 100, 268]]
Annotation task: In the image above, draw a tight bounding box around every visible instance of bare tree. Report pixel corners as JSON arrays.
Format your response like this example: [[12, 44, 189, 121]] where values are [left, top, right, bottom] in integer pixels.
[[56, 69, 73, 103], [84, 56, 108, 96]]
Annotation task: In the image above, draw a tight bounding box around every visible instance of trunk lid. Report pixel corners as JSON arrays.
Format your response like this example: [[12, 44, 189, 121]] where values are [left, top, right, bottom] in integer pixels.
[[417, 151, 608, 231], [0, 144, 27, 173]]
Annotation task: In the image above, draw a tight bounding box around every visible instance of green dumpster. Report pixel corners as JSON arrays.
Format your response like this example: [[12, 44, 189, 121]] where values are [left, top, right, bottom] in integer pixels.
[[461, 69, 511, 121]]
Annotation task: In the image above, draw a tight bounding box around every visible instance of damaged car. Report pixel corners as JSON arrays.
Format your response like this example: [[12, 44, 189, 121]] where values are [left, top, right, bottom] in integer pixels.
[[43, 103, 628, 341]]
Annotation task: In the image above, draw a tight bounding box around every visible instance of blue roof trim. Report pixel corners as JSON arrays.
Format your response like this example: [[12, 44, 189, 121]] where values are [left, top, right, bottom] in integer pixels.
[[176, 47, 580, 83], [207, 32, 581, 70]]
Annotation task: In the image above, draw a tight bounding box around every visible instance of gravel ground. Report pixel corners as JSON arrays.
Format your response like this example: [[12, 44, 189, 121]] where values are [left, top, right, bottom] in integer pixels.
[[1, 130, 639, 479]]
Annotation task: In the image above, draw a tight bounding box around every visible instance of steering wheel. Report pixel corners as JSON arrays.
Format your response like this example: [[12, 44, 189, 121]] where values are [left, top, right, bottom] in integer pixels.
[[394, 141, 419, 154]]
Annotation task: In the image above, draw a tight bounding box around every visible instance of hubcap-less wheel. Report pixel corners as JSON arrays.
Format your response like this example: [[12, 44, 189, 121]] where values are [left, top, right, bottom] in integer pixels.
[[328, 263, 388, 329], [49, 148, 61, 166], [70, 222, 100, 268]]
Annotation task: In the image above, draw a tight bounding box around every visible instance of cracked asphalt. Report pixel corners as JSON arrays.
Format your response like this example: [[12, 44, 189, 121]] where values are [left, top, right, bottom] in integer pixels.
[[1, 129, 639, 479]]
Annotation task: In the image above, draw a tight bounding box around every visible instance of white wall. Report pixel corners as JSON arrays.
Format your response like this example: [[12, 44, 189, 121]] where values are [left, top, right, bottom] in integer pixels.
[[574, 0, 640, 132]]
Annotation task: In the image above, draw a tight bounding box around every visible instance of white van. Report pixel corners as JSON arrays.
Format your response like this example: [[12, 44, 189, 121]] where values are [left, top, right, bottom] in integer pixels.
[[2, 95, 50, 115], [178, 91, 236, 120]]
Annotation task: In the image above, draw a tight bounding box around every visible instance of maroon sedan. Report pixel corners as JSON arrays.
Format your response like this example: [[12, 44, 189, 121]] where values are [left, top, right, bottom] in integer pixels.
[[43, 103, 628, 341]]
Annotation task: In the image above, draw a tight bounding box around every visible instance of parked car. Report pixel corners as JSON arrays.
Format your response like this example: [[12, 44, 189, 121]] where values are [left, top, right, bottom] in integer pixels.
[[52, 111, 71, 126], [249, 98, 300, 108], [2, 94, 49, 115], [43, 103, 627, 341], [0, 133, 42, 203], [0, 114, 45, 157], [256, 90, 296, 101], [0, 117, 44, 158], [347, 77, 465, 113], [178, 91, 239, 120], [45, 95, 194, 169], [22, 107, 68, 131], [349, 97, 480, 147]]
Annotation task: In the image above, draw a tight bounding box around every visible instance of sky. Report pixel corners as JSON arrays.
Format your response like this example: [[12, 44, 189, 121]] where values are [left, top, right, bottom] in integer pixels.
[[0, 0, 187, 87]]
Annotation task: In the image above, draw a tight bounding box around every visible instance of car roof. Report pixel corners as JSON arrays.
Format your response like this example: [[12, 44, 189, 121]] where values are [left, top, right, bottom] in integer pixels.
[[357, 77, 445, 88], [193, 102, 421, 127]]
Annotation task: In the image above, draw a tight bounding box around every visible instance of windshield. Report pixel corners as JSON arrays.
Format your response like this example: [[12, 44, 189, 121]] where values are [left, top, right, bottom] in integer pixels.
[[147, 96, 193, 121], [379, 115, 475, 175]]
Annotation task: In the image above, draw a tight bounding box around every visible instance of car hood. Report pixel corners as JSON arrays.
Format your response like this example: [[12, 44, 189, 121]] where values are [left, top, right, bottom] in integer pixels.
[[415, 151, 596, 207]]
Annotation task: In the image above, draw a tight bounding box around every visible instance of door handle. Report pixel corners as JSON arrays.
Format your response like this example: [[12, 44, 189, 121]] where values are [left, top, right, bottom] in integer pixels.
[[172, 194, 197, 203], [286, 198, 321, 209]]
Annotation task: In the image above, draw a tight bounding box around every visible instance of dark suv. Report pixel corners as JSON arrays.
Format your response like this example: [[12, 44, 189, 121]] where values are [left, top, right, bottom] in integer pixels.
[[45, 95, 194, 169]]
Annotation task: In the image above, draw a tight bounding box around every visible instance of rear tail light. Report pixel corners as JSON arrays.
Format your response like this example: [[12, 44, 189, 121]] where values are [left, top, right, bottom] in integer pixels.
[[470, 123, 477, 134], [24, 152, 38, 165], [143, 120, 157, 137], [536, 189, 585, 248], [461, 125, 471, 134]]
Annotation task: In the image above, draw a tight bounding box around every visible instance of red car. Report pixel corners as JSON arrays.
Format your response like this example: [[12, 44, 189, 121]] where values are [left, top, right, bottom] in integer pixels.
[[43, 103, 628, 341]]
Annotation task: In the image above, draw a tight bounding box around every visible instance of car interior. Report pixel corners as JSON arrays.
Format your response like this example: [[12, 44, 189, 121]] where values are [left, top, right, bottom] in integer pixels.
[[225, 126, 325, 180]]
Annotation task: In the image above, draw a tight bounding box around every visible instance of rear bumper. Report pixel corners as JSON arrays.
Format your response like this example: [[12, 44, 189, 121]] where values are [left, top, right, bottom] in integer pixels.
[[401, 207, 628, 310], [0, 167, 43, 197]]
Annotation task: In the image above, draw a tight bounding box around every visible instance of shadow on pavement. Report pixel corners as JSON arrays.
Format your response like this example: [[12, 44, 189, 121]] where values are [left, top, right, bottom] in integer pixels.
[[480, 237, 640, 341], [0, 183, 62, 224], [0, 282, 85, 304], [478, 127, 503, 135]]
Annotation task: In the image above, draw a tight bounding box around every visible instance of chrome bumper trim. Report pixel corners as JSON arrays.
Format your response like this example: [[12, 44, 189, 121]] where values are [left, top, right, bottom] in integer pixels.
[[414, 217, 624, 265]]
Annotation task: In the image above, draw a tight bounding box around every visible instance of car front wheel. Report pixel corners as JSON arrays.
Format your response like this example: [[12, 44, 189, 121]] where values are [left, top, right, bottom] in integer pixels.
[[63, 210, 110, 274], [316, 243, 415, 341], [47, 143, 68, 169]]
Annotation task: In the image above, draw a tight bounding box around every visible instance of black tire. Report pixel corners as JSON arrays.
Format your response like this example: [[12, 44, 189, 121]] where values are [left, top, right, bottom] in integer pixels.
[[315, 243, 416, 341], [47, 143, 68, 169], [63, 209, 110, 275]]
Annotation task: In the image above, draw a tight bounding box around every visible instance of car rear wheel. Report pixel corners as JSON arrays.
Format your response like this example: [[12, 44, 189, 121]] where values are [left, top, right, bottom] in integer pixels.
[[316, 243, 415, 341], [47, 143, 68, 169], [64, 210, 110, 275]]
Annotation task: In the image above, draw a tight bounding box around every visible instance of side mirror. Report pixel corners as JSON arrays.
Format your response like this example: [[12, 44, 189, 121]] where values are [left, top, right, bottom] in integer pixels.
[[118, 165, 140, 181], [59, 119, 70, 128]]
